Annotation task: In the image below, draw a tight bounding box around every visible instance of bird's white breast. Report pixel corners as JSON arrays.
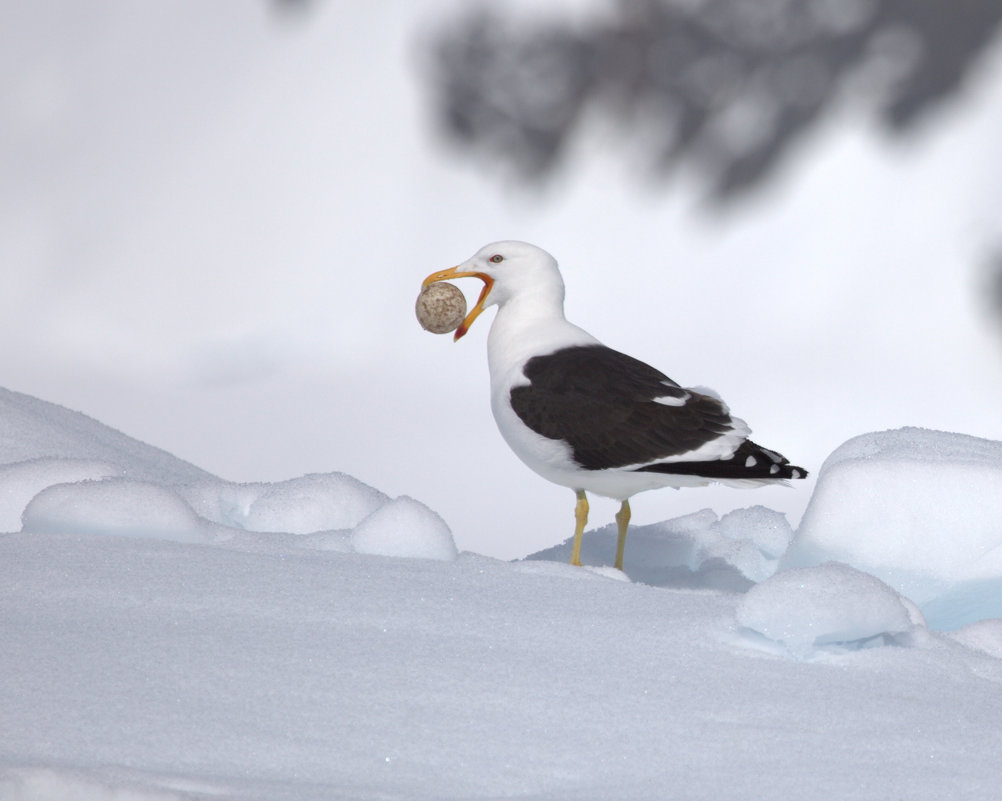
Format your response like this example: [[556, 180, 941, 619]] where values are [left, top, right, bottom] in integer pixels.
[[486, 306, 600, 485]]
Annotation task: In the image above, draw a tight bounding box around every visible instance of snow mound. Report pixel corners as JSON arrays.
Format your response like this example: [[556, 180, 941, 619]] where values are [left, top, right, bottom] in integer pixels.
[[181, 472, 388, 534], [528, 505, 793, 588], [736, 562, 925, 660], [1, 388, 455, 562], [782, 427, 1002, 628], [709, 505, 793, 580], [0, 458, 122, 532], [22, 478, 210, 543], [947, 619, 1002, 659], [351, 495, 457, 561]]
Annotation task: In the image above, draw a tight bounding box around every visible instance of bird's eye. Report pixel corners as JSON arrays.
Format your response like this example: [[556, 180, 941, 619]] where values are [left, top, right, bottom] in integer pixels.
[[489, 254, 504, 264]]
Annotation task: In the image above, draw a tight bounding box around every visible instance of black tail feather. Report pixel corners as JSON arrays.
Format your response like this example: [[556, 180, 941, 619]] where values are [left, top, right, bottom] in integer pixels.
[[635, 440, 807, 480]]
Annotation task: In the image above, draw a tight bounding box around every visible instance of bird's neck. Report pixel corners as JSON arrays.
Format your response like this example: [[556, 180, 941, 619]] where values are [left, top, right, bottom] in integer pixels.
[[486, 292, 599, 383]]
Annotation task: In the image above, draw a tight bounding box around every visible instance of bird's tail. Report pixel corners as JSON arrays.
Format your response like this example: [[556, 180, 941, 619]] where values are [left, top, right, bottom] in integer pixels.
[[635, 440, 807, 481]]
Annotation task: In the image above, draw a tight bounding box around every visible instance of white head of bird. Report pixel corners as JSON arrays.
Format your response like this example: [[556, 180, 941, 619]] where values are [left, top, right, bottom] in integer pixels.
[[422, 241, 569, 342]]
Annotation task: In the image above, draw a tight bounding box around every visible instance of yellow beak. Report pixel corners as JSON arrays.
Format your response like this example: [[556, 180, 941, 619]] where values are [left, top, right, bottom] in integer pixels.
[[422, 266, 495, 341]]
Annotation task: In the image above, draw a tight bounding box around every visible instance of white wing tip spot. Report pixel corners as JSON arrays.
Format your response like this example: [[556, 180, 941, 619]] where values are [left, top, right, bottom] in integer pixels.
[[651, 390, 690, 407]]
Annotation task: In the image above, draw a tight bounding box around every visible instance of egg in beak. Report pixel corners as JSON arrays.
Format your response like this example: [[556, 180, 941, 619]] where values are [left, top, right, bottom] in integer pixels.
[[421, 266, 495, 341]]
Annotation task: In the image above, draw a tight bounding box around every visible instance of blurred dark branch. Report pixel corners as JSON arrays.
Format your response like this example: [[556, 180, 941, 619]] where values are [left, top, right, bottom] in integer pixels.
[[270, 0, 317, 21], [988, 249, 1002, 329], [430, 0, 1002, 202]]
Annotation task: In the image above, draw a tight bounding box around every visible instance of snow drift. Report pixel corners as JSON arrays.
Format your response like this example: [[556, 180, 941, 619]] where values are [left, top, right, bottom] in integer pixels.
[[736, 561, 928, 660], [782, 426, 1002, 629], [3, 388, 1002, 800]]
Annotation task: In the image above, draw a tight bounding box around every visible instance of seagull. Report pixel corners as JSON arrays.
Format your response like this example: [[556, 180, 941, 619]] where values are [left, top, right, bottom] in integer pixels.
[[423, 241, 806, 570]]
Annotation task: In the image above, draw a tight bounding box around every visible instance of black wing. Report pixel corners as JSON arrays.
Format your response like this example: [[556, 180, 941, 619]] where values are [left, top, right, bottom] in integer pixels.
[[509, 344, 736, 471], [509, 344, 807, 479]]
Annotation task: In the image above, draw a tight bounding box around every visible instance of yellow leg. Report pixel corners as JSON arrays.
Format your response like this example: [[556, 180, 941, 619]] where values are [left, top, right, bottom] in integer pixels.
[[614, 499, 631, 571], [570, 490, 588, 566]]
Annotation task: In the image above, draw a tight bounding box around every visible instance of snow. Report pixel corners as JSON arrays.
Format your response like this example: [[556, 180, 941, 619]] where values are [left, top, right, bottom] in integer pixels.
[[22, 478, 210, 544], [351, 495, 458, 560], [948, 619, 1002, 660], [4, 388, 1002, 800], [0, 387, 457, 561], [529, 504, 793, 589], [0, 388, 211, 486], [782, 427, 1002, 629], [183, 472, 389, 534], [0, 458, 120, 532], [736, 562, 924, 660]]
